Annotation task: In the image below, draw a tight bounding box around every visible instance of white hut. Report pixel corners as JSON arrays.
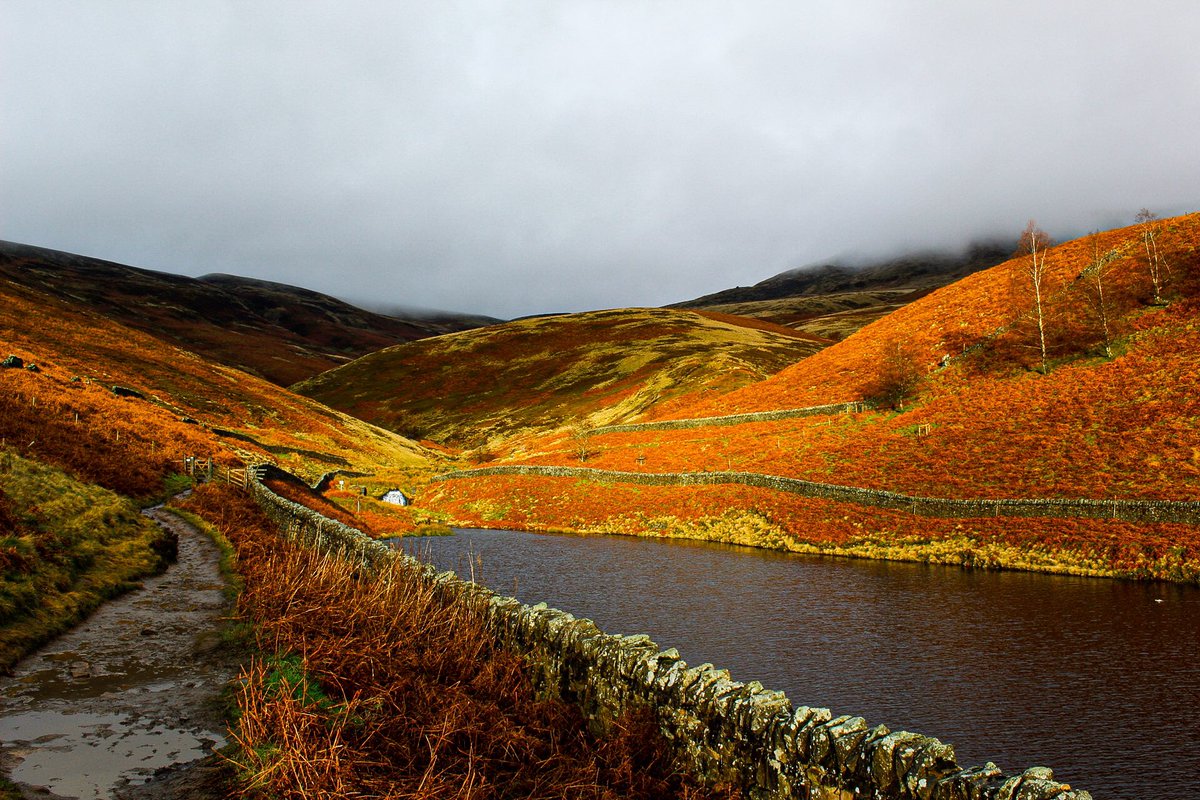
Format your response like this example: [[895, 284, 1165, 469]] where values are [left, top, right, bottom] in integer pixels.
[[381, 489, 409, 506]]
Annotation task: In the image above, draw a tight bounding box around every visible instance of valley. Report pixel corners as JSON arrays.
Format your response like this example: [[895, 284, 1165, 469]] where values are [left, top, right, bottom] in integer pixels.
[[0, 211, 1197, 798]]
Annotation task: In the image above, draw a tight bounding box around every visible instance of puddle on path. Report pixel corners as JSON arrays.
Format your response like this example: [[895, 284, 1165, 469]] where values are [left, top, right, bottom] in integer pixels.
[[0, 505, 237, 799], [0, 710, 221, 799]]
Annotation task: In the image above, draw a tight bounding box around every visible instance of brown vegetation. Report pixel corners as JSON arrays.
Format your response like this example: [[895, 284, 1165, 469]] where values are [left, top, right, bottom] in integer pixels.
[[293, 308, 823, 448], [0, 273, 432, 488], [261, 475, 373, 533], [417, 213, 1200, 581], [182, 483, 735, 799], [425, 473, 1200, 582], [662, 212, 1199, 417]]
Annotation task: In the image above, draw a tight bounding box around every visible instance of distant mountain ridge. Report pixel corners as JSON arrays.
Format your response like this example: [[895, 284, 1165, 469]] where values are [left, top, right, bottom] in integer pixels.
[[676, 241, 1013, 306], [670, 241, 1013, 341], [0, 240, 495, 385]]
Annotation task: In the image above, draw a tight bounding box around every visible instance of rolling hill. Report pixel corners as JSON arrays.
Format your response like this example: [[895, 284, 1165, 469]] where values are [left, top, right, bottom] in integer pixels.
[[4, 212, 1198, 585], [0, 240, 495, 386], [293, 308, 827, 449]]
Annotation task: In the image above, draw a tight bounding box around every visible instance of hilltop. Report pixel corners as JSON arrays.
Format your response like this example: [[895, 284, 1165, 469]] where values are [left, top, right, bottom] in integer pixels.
[[0, 240, 494, 386], [670, 241, 1012, 341], [667, 215, 1200, 420], [293, 308, 826, 449]]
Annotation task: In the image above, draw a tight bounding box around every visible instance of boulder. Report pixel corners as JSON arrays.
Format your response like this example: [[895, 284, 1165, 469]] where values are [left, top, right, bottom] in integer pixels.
[[111, 385, 146, 399]]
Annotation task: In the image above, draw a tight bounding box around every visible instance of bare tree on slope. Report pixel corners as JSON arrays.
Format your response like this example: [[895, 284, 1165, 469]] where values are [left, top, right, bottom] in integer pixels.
[[1013, 220, 1054, 374]]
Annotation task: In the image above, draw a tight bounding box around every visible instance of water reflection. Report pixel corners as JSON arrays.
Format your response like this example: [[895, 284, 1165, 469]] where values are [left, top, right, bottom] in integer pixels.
[[402, 528, 1200, 800]]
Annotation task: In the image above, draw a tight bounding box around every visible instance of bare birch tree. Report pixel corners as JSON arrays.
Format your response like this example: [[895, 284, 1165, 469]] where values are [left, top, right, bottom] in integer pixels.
[[1136, 208, 1170, 304], [571, 420, 594, 462], [1015, 220, 1053, 373], [1080, 231, 1121, 357]]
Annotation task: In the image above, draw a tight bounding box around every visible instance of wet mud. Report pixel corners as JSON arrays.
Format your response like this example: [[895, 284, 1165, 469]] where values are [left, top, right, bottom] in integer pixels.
[[0, 505, 238, 799]]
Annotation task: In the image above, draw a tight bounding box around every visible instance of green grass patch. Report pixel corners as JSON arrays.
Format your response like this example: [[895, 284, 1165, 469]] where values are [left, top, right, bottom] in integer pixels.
[[0, 776, 21, 800], [153, 472, 194, 503], [0, 448, 173, 672]]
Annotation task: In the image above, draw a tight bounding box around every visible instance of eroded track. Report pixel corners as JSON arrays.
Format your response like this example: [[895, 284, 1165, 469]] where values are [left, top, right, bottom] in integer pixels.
[[0, 506, 236, 799]]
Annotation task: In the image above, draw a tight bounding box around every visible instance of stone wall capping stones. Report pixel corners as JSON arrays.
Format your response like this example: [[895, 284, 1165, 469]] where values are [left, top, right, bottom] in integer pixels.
[[245, 470, 1095, 800]]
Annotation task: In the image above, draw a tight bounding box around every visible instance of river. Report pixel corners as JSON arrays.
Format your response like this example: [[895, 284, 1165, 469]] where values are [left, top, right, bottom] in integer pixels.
[[400, 528, 1200, 800]]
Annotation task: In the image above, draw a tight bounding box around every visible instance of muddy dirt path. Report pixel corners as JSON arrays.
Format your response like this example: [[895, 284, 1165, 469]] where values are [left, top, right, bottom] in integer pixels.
[[0, 504, 238, 799]]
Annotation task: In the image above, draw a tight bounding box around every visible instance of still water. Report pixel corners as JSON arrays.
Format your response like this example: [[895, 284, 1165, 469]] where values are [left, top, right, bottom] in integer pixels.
[[401, 528, 1200, 799]]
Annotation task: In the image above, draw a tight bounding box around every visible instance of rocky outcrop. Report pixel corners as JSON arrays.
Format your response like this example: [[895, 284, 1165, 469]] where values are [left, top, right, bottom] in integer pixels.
[[111, 385, 146, 399]]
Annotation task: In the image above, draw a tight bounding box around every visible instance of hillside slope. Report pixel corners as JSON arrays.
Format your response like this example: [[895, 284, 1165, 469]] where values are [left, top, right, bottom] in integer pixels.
[[668, 214, 1200, 418], [293, 308, 826, 448], [0, 255, 445, 671], [0, 272, 435, 494], [425, 212, 1200, 582], [0, 241, 494, 385]]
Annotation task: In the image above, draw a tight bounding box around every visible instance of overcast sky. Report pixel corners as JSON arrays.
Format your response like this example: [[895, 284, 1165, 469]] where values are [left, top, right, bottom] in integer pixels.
[[2, 2, 1197, 318]]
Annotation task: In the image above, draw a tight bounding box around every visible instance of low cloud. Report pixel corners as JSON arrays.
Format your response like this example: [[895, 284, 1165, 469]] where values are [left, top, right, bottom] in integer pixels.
[[2, 2, 1197, 318]]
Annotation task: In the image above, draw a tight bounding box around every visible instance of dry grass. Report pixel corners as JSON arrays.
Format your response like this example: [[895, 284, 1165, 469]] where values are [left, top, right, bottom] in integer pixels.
[[261, 476, 376, 534], [669, 213, 1200, 418], [183, 484, 736, 799]]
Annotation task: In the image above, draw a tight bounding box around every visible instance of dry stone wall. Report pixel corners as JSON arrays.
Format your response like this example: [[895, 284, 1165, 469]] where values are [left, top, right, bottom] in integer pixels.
[[247, 475, 1093, 800], [432, 465, 1200, 526]]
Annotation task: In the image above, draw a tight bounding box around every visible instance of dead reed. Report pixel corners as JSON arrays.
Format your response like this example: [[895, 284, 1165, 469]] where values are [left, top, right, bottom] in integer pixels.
[[183, 484, 736, 799]]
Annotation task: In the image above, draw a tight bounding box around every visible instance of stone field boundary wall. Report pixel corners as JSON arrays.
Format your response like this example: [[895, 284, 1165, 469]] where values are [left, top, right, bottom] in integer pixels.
[[432, 465, 1200, 526], [245, 474, 1093, 800], [587, 401, 870, 436]]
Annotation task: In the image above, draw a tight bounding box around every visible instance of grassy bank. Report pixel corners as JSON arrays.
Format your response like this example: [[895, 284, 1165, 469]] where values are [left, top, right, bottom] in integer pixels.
[[423, 474, 1200, 583], [182, 482, 736, 799], [0, 449, 174, 671]]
